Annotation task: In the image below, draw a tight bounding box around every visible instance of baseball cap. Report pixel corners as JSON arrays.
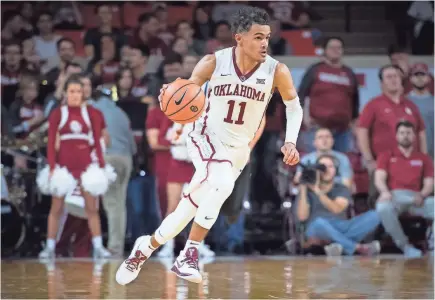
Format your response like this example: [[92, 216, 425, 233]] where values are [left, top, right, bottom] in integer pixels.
[[410, 63, 429, 75]]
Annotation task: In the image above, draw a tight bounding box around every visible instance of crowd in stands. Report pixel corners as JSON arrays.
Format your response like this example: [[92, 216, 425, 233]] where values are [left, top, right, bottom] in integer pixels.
[[0, 2, 433, 258]]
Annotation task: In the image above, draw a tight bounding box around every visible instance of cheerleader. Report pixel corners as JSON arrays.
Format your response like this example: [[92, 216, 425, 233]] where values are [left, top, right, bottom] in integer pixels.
[[37, 75, 115, 259]]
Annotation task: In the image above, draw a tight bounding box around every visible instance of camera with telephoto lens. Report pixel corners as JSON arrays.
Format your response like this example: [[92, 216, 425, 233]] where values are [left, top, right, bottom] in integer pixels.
[[299, 162, 327, 185]]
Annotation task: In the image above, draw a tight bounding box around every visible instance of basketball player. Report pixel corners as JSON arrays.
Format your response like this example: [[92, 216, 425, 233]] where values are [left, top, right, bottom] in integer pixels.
[[116, 7, 302, 284]]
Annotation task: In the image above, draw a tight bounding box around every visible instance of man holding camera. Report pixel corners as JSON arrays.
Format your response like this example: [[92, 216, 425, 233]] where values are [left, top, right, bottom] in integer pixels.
[[296, 154, 381, 256]]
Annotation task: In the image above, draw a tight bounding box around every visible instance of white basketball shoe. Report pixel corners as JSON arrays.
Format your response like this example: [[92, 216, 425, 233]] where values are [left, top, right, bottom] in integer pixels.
[[171, 246, 202, 283], [116, 235, 152, 285]]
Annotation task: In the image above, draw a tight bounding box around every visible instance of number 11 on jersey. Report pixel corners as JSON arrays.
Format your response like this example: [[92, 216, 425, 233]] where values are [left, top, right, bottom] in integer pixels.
[[223, 100, 247, 125]]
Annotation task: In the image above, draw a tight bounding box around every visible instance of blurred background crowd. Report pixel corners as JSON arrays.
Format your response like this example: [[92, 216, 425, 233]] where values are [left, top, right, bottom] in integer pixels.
[[1, 1, 434, 258]]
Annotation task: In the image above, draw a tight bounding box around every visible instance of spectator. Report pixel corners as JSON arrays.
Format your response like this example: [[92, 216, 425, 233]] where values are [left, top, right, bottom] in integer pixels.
[[192, 6, 215, 41], [175, 21, 205, 56], [171, 37, 191, 57], [206, 21, 234, 54], [407, 63, 434, 160], [296, 154, 381, 256], [253, 1, 312, 30], [18, 3, 35, 32], [357, 64, 427, 206], [299, 37, 359, 153], [128, 44, 159, 101], [269, 18, 292, 55], [22, 38, 41, 73], [43, 37, 88, 83], [146, 54, 184, 216], [1, 40, 25, 109], [388, 45, 434, 95], [9, 74, 44, 139], [152, 3, 174, 46], [212, 1, 251, 23], [375, 120, 434, 257], [1, 10, 33, 44], [182, 54, 199, 79], [33, 11, 62, 67], [84, 4, 126, 63], [294, 128, 354, 189], [158, 53, 185, 84], [91, 34, 121, 85], [407, 1, 434, 55], [43, 62, 83, 118], [50, 1, 83, 30], [88, 77, 137, 257], [132, 13, 169, 57], [146, 102, 171, 217]]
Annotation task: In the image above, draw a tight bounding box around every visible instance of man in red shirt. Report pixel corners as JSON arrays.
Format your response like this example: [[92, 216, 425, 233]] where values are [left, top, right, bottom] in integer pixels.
[[357, 65, 427, 170], [357, 65, 427, 206], [375, 121, 433, 257], [298, 37, 359, 153]]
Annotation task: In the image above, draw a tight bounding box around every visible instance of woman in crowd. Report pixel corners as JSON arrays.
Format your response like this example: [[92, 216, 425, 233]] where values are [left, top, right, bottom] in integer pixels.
[[9, 74, 44, 139], [37, 75, 114, 259]]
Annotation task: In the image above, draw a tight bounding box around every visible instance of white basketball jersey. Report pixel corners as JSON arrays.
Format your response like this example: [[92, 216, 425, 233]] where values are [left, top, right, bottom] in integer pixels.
[[200, 47, 278, 147]]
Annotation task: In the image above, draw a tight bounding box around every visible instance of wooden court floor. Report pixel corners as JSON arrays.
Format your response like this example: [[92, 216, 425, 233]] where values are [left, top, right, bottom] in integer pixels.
[[1, 256, 433, 299]]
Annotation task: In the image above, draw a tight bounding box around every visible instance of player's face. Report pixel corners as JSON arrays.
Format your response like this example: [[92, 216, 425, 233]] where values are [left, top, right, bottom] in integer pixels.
[[66, 83, 84, 107], [237, 24, 270, 63]]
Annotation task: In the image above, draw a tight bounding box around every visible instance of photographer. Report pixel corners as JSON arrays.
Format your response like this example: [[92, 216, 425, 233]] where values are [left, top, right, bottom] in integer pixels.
[[296, 154, 381, 256]]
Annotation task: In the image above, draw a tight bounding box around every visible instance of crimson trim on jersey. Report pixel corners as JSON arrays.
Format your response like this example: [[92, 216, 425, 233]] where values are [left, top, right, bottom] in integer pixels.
[[186, 103, 233, 206], [183, 193, 198, 208], [232, 47, 261, 82]]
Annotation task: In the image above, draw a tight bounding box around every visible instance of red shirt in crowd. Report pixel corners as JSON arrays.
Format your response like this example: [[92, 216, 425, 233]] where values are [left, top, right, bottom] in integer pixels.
[[145, 106, 172, 176], [358, 94, 425, 158], [298, 62, 359, 131], [99, 61, 121, 84], [377, 147, 434, 192]]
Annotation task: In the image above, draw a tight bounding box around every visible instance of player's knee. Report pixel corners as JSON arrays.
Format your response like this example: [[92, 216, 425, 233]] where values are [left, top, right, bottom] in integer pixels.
[[206, 167, 235, 200]]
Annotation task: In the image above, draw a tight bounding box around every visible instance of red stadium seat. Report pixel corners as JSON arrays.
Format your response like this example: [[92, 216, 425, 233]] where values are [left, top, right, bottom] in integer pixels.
[[166, 6, 194, 26], [281, 30, 320, 56], [55, 30, 86, 57], [80, 3, 122, 29]]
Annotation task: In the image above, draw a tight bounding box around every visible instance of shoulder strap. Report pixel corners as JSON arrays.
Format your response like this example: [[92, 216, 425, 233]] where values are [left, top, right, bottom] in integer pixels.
[[81, 105, 94, 145], [59, 106, 69, 129]]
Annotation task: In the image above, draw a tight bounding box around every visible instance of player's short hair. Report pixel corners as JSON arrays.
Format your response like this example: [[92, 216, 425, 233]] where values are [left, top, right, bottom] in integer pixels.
[[231, 6, 270, 34]]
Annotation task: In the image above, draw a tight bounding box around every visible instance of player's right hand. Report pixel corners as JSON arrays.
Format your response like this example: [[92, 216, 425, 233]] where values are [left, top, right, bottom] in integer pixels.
[[158, 77, 182, 108]]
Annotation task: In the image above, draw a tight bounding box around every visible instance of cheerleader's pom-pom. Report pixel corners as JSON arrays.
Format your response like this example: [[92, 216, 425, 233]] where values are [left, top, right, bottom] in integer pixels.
[[50, 166, 77, 197], [81, 164, 110, 196], [104, 164, 117, 183], [36, 166, 51, 195]]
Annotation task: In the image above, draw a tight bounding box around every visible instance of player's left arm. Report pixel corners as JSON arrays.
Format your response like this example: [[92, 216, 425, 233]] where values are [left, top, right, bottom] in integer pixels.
[[274, 63, 303, 166]]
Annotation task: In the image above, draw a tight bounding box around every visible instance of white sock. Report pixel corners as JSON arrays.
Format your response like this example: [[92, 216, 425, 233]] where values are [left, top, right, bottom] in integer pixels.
[[164, 239, 174, 248], [143, 240, 157, 258], [46, 239, 56, 250], [184, 240, 201, 251], [92, 236, 103, 249]]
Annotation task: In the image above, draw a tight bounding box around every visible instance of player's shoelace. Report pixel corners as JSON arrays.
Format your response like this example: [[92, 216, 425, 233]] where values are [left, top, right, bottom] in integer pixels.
[[181, 248, 199, 270], [125, 250, 147, 272]]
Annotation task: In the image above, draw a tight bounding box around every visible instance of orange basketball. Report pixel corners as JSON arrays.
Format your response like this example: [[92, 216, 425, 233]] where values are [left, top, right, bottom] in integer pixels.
[[160, 79, 206, 125]]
